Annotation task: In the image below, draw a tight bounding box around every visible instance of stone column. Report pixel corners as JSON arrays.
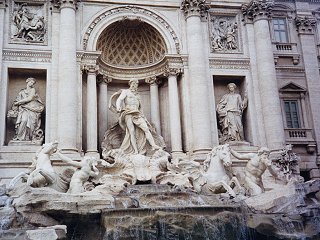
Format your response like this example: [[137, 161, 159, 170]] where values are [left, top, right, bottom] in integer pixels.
[[84, 65, 98, 154], [181, 0, 212, 153], [145, 76, 161, 135], [0, 1, 5, 146], [98, 75, 112, 147], [166, 68, 183, 153], [56, 0, 78, 151], [295, 16, 320, 165], [242, 0, 285, 150]]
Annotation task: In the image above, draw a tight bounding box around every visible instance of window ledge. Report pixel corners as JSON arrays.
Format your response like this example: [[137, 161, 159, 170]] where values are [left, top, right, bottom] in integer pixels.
[[273, 42, 300, 65]]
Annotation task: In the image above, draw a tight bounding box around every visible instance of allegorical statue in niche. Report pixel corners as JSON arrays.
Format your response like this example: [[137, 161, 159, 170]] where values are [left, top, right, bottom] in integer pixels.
[[216, 83, 248, 143], [108, 79, 161, 155], [7, 77, 44, 144]]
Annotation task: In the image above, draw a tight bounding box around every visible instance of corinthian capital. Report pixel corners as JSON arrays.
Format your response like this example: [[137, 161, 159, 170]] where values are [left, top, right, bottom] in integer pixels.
[[242, 0, 274, 22], [295, 15, 317, 34], [181, 0, 209, 19], [51, 0, 78, 10], [164, 67, 183, 77]]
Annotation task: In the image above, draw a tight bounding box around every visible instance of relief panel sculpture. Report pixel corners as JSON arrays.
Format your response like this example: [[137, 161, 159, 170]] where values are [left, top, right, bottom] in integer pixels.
[[10, 2, 46, 44], [7, 77, 45, 145], [210, 15, 239, 53]]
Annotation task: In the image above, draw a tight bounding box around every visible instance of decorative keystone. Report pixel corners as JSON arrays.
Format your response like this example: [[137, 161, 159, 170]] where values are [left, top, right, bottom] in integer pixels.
[[181, 0, 209, 19]]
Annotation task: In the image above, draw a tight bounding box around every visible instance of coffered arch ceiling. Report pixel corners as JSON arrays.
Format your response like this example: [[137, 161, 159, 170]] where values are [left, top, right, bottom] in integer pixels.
[[96, 19, 167, 68]]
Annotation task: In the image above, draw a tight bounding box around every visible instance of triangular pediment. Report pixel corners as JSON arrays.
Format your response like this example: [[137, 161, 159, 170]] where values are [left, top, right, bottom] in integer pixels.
[[279, 82, 307, 92]]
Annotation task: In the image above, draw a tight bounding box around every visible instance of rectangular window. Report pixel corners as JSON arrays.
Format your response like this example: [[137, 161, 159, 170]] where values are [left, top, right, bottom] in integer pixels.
[[284, 100, 300, 128], [273, 18, 288, 43]]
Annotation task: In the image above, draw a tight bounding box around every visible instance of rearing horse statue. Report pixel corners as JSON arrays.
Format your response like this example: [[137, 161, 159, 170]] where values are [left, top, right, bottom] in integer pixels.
[[189, 144, 242, 197]]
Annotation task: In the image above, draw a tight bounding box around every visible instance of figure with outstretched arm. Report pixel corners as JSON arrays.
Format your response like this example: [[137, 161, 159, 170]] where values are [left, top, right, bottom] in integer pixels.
[[57, 150, 99, 194], [230, 147, 279, 196], [111, 79, 161, 155]]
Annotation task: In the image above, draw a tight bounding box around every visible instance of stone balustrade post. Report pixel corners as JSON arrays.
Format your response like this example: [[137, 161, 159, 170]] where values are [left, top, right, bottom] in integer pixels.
[[145, 76, 161, 135], [56, 0, 79, 151], [84, 65, 99, 154], [165, 68, 183, 153], [98, 75, 112, 147], [181, 0, 213, 154], [242, 0, 285, 150]]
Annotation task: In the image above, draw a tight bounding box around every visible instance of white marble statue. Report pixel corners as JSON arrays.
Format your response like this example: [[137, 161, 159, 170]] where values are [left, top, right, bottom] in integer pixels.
[[12, 3, 46, 42], [193, 144, 242, 197], [57, 151, 99, 194], [216, 83, 247, 143], [230, 147, 280, 196], [167, 145, 242, 197], [8, 141, 71, 192], [108, 79, 161, 155], [7, 77, 44, 144]]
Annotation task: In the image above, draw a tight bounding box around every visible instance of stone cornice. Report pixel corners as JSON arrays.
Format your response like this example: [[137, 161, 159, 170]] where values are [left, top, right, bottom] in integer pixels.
[[295, 15, 317, 34], [2, 49, 51, 63], [242, 0, 274, 23], [181, 0, 209, 19], [97, 55, 184, 81]]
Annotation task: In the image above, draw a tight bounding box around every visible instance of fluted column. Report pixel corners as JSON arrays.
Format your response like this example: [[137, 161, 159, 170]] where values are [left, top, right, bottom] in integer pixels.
[[98, 75, 112, 146], [166, 68, 183, 153], [181, 0, 212, 153], [145, 76, 161, 135], [295, 15, 320, 163], [84, 65, 98, 153], [242, 0, 285, 150], [56, 0, 78, 151]]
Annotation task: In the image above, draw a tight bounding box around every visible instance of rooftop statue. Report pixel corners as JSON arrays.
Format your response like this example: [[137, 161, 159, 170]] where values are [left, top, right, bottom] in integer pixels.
[[217, 83, 247, 144]]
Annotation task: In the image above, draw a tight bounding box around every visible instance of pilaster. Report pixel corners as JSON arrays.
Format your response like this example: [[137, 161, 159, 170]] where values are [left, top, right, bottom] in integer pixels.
[[295, 15, 320, 163]]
